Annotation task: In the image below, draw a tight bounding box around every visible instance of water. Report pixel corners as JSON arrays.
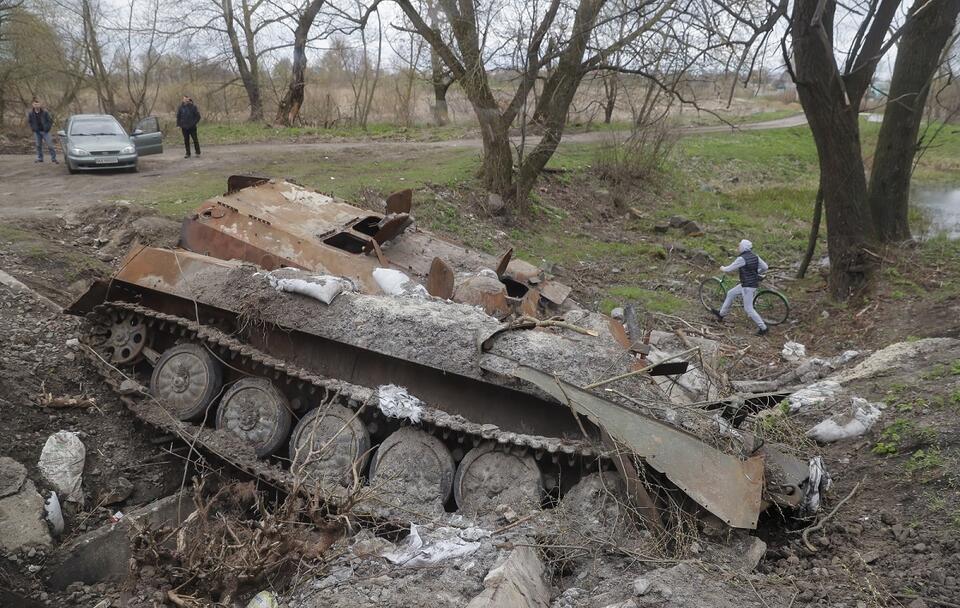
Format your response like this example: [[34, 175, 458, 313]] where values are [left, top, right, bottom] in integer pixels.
[[913, 189, 960, 238]]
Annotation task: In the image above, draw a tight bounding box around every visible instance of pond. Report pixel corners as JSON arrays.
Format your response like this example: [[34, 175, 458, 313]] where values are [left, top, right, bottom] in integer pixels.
[[913, 188, 960, 238]]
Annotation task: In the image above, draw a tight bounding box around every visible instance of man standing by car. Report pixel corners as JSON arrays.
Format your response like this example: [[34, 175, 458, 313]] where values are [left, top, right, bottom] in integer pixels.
[[176, 96, 201, 158], [28, 98, 58, 164]]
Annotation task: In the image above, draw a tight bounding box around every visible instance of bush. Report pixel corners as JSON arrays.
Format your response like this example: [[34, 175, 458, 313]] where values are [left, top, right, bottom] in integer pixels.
[[593, 118, 676, 185]]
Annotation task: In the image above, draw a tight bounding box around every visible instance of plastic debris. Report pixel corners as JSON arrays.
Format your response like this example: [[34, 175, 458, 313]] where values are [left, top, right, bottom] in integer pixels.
[[37, 431, 85, 503], [373, 268, 428, 298], [807, 397, 883, 443], [801, 456, 832, 513], [781, 341, 806, 362], [44, 491, 64, 536], [267, 272, 347, 305], [381, 523, 488, 567], [377, 385, 424, 423], [110, 511, 125, 523], [246, 591, 279, 608], [787, 380, 841, 412]]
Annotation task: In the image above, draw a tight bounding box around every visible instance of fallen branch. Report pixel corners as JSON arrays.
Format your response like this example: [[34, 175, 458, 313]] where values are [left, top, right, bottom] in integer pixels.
[[800, 480, 862, 552], [583, 347, 699, 389]]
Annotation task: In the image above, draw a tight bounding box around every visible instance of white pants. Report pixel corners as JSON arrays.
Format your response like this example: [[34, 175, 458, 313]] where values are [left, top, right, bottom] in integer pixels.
[[719, 284, 767, 330]]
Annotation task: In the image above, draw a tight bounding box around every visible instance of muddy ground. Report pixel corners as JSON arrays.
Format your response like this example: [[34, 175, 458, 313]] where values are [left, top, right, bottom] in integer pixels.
[[0, 133, 958, 608]]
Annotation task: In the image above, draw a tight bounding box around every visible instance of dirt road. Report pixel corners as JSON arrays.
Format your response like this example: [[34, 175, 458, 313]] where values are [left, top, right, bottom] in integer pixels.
[[0, 115, 807, 219]]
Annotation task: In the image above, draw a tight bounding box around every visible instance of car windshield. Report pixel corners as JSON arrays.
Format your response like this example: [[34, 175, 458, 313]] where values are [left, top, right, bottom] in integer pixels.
[[70, 119, 126, 136]]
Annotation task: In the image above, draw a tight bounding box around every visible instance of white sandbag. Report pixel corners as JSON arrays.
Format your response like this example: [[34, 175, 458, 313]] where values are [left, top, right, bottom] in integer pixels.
[[45, 491, 64, 536], [807, 397, 883, 443], [38, 431, 85, 503], [267, 272, 345, 305], [373, 268, 428, 298]]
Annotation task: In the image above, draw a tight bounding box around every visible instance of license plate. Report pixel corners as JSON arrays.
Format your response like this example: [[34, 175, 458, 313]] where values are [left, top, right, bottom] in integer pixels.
[[95, 157, 119, 164]]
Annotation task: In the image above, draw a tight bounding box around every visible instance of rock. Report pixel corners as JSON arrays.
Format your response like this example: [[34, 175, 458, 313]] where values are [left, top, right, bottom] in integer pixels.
[[860, 550, 881, 564], [668, 215, 688, 228], [98, 477, 134, 506], [880, 511, 897, 525], [603, 601, 637, 608], [351, 536, 396, 557], [633, 577, 652, 596], [610, 307, 624, 320], [652, 224, 669, 234], [680, 221, 704, 236], [247, 591, 279, 608], [486, 193, 505, 215], [913, 543, 927, 553], [0, 480, 52, 551], [466, 546, 550, 608], [691, 249, 716, 265], [786, 555, 801, 566], [907, 600, 927, 608], [0, 457, 27, 498], [710, 533, 767, 572]]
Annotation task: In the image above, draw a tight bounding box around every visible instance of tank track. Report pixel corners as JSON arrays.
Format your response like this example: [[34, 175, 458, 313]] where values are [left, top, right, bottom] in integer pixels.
[[80, 301, 600, 498]]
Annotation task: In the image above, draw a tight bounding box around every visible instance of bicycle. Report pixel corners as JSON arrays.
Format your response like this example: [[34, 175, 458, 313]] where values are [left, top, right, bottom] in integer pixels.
[[698, 275, 790, 326]]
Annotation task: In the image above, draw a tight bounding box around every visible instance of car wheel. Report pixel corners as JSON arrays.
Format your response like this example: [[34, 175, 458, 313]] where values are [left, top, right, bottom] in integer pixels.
[[67, 161, 77, 175], [128, 162, 139, 173]]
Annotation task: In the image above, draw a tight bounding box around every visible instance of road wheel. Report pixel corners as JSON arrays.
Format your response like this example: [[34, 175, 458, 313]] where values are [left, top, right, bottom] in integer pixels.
[[368, 428, 455, 514], [216, 377, 292, 457], [289, 404, 370, 491], [453, 443, 542, 516], [150, 343, 223, 421]]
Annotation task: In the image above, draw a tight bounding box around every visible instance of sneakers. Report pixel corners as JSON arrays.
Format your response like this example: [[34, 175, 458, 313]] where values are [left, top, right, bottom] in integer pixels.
[[756, 327, 769, 336], [51, 159, 59, 164], [35, 158, 43, 163], [710, 308, 724, 322], [195, 151, 201, 157], [184, 154, 191, 159]]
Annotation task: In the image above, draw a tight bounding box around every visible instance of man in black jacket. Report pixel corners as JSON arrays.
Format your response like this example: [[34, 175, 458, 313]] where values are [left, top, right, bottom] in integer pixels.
[[176, 96, 201, 158], [27, 98, 58, 164]]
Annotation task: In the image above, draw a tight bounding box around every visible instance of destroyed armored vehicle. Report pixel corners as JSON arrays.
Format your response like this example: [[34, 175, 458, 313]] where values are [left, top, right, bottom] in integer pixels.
[[69, 176, 815, 529]]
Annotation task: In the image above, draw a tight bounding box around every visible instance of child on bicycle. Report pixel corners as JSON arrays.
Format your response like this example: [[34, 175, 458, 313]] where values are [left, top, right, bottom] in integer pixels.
[[712, 239, 769, 335]]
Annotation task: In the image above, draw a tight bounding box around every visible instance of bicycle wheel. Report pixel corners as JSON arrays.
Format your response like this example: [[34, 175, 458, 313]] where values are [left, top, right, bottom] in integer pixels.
[[698, 277, 726, 313], [753, 289, 789, 326]]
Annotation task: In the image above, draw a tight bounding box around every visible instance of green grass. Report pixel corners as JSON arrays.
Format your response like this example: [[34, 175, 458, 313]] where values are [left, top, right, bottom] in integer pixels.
[[600, 286, 687, 315], [196, 121, 476, 146]]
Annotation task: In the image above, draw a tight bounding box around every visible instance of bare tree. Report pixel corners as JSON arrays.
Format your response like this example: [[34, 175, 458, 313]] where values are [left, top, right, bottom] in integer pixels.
[[274, 0, 327, 125], [395, 0, 679, 209], [868, 0, 960, 242], [117, 0, 171, 123]]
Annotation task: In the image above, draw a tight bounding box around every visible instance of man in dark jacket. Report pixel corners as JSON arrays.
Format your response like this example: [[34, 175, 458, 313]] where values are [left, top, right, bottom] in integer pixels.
[[27, 98, 58, 164], [176, 96, 201, 158]]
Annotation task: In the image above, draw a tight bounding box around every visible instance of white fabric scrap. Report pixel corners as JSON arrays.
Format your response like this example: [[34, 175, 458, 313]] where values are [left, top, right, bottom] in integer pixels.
[[267, 272, 346, 305], [802, 456, 832, 513], [38, 431, 85, 503], [381, 523, 488, 567], [377, 385, 424, 423], [781, 341, 806, 362], [807, 397, 883, 443], [787, 380, 841, 413], [372, 267, 428, 298]]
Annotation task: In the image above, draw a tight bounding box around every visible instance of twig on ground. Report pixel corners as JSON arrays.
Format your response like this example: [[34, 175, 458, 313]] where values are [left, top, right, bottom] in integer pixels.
[[799, 480, 862, 552]]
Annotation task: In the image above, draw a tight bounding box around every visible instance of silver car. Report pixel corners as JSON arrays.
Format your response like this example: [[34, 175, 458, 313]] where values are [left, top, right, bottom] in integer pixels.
[[58, 114, 163, 174]]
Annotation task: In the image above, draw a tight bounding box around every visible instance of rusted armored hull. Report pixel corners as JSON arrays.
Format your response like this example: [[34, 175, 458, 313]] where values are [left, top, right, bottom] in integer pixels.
[[71, 244, 810, 528]]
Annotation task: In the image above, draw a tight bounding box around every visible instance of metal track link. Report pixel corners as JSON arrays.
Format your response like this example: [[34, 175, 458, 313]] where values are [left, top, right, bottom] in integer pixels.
[[82, 302, 599, 489]]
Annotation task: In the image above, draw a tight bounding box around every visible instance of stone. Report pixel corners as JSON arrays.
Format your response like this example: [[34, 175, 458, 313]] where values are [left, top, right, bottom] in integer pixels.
[[633, 577, 652, 596], [0, 457, 27, 498], [465, 546, 550, 608], [98, 477, 134, 506], [486, 193, 505, 215], [680, 221, 704, 236], [47, 491, 192, 589], [668, 215, 688, 228], [0, 480, 52, 551], [913, 543, 927, 553], [652, 224, 669, 234], [907, 600, 927, 608]]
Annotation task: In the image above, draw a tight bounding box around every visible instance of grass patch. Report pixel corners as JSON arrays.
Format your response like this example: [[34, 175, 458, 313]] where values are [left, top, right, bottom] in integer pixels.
[[0, 224, 109, 284], [194, 122, 476, 146], [600, 286, 687, 315]]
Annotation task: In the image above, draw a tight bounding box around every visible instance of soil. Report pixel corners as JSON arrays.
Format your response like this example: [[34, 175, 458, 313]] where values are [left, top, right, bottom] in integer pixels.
[[1, 125, 958, 608]]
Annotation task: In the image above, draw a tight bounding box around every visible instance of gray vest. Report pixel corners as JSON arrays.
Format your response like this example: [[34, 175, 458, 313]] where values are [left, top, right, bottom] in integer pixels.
[[738, 251, 760, 288]]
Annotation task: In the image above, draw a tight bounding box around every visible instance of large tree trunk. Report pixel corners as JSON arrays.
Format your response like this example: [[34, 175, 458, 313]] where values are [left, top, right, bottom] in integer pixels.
[[476, 111, 514, 199], [82, 0, 115, 115], [867, 0, 960, 242], [602, 72, 618, 124], [792, 0, 878, 299], [276, 0, 325, 126], [431, 53, 451, 126]]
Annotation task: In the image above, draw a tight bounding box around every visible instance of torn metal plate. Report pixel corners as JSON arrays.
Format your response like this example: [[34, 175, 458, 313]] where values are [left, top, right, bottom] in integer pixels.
[[509, 364, 765, 529]]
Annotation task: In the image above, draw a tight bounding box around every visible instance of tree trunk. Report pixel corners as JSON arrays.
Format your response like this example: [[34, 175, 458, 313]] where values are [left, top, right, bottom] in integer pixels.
[[602, 73, 618, 124], [792, 0, 878, 299], [275, 0, 325, 127], [797, 186, 824, 279], [867, 0, 960, 242], [477, 111, 514, 200], [82, 0, 115, 115], [222, 0, 263, 121], [431, 54, 450, 126]]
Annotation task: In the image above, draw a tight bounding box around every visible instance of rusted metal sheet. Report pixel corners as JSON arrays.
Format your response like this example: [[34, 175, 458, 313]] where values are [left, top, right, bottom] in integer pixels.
[[385, 189, 413, 214], [539, 281, 572, 306], [495, 248, 513, 278], [506, 363, 766, 529], [175, 178, 576, 318], [426, 258, 455, 299]]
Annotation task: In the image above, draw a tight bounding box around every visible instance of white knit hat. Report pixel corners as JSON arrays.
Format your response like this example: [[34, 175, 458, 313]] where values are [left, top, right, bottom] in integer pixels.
[[738, 239, 753, 253]]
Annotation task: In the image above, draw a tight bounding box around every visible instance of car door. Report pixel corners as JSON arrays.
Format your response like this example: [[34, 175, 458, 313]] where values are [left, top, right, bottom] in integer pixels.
[[131, 116, 163, 156]]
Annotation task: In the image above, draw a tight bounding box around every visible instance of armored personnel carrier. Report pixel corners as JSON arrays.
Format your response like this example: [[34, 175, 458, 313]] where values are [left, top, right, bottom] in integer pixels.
[[69, 176, 813, 528]]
